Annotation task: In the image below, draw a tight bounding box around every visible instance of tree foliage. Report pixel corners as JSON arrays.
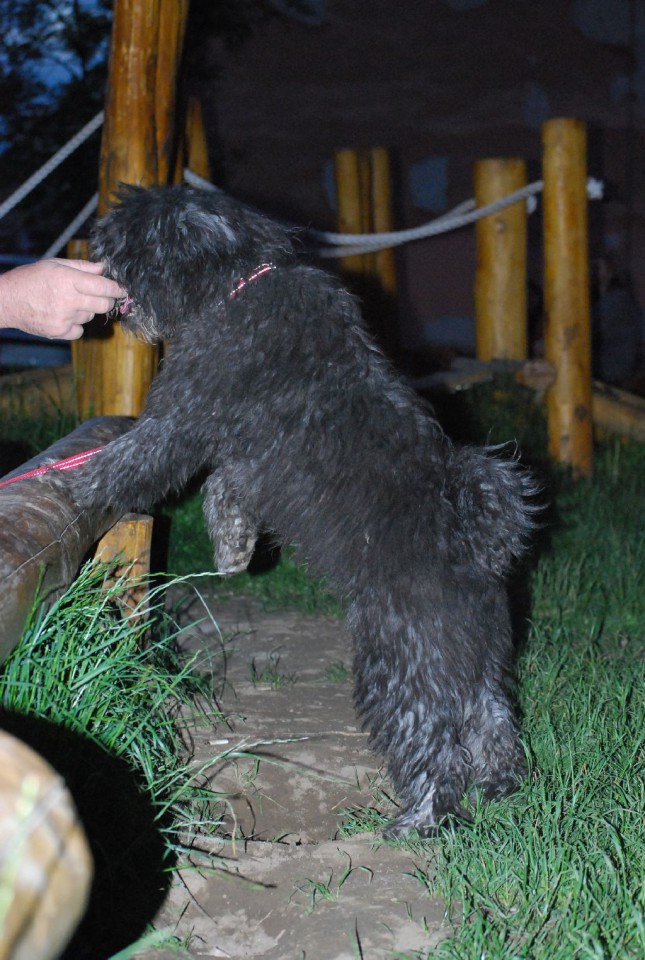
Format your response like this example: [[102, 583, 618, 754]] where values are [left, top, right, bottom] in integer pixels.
[[0, 0, 325, 256]]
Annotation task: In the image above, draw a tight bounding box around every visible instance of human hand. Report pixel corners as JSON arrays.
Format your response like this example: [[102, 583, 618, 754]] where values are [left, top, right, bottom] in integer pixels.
[[0, 258, 126, 340]]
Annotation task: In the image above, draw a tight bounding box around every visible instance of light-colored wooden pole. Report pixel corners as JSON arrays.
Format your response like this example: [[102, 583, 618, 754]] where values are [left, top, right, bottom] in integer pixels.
[[95, 514, 154, 622], [95, 0, 162, 418], [68, 238, 102, 419], [334, 147, 398, 354], [474, 158, 528, 361], [335, 148, 366, 277], [542, 118, 593, 478], [155, 0, 190, 186], [368, 147, 398, 301], [185, 96, 211, 181], [72, 0, 189, 420]]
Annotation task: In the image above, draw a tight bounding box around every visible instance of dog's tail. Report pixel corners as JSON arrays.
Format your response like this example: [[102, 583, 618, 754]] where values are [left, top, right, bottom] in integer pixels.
[[450, 445, 540, 576]]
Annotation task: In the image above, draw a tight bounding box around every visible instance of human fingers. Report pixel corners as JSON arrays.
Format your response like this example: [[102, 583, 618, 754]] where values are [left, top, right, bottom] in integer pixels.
[[50, 257, 105, 274], [72, 272, 127, 311]]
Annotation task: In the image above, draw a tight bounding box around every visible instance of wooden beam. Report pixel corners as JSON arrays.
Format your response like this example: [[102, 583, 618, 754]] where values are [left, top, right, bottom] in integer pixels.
[[95, 513, 154, 622], [474, 158, 528, 362], [542, 118, 593, 478], [334, 146, 399, 355], [72, 0, 189, 420], [0, 417, 133, 664]]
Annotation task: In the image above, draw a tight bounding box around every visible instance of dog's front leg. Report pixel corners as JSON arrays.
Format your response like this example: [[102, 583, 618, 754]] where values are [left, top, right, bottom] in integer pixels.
[[202, 470, 258, 575], [67, 416, 201, 514]]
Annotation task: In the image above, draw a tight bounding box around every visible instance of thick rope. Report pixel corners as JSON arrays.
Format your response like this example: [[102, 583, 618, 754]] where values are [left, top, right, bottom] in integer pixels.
[[183, 168, 603, 257], [0, 111, 104, 224], [42, 192, 99, 259]]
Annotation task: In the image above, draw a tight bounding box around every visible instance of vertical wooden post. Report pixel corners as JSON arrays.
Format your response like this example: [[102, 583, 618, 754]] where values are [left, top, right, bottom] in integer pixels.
[[67, 238, 101, 420], [542, 118, 593, 478], [334, 147, 398, 354], [72, 0, 189, 420], [155, 0, 190, 187], [94, 514, 154, 620], [185, 97, 211, 181], [474, 158, 528, 361]]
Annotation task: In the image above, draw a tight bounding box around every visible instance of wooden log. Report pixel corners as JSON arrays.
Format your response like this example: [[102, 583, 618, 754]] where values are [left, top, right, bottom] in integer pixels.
[[542, 118, 593, 478], [335, 148, 366, 277], [592, 380, 645, 443], [0, 417, 134, 664], [185, 96, 211, 181], [334, 146, 398, 355], [72, 0, 189, 420], [67, 239, 102, 420], [474, 158, 528, 362], [155, 0, 190, 186], [0, 730, 92, 960]]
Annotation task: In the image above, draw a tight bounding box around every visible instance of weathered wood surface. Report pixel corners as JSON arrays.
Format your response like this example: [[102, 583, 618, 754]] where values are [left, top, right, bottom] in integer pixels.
[[334, 146, 399, 356], [542, 117, 593, 478], [0, 417, 134, 664], [474, 157, 528, 362], [0, 729, 92, 960], [70, 0, 189, 420]]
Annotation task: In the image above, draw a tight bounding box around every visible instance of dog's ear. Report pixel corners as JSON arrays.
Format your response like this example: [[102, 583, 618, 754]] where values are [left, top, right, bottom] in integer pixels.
[[176, 204, 240, 255]]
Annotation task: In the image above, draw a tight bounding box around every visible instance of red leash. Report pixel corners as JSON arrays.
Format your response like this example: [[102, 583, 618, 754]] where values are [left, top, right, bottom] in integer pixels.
[[0, 446, 103, 490]]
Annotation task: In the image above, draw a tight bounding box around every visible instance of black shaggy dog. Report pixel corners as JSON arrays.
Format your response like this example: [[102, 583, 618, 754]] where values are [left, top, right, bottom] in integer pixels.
[[69, 183, 535, 837]]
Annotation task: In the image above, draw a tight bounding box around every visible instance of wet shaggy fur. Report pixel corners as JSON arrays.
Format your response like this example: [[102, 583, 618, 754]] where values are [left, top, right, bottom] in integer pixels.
[[69, 183, 535, 836]]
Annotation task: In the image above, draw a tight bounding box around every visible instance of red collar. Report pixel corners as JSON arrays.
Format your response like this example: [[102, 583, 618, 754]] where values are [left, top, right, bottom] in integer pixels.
[[228, 262, 275, 299]]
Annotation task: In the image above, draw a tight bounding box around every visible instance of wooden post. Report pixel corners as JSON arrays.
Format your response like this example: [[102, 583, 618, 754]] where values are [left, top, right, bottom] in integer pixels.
[[68, 238, 103, 419], [155, 0, 190, 186], [334, 147, 398, 355], [185, 96, 211, 181], [72, 0, 189, 420], [474, 158, 528, 361], [94, 514, 154, 621], [542, 118, 593, 478]]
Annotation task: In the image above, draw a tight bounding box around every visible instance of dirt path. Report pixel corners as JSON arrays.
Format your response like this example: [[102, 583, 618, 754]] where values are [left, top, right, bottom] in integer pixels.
[[146, 591, 450, 959]]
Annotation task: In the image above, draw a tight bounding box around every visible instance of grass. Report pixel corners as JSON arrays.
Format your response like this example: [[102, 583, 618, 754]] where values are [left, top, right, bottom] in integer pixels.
[[339, 437, 645, 959], [0, 562, 233, 958]]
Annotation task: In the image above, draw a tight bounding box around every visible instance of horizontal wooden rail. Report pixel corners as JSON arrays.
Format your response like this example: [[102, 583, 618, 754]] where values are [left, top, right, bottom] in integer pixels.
[[0, 416, 134, 664]]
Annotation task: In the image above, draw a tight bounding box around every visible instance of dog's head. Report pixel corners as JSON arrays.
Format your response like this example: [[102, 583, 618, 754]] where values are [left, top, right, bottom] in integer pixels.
[[90, 183, 295, 341]]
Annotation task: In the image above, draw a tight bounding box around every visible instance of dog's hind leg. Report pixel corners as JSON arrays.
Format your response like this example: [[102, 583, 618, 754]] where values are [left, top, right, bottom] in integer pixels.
[[349, 594, 474, 838], [462, 675, 527, 802], [202, 471, 258, 574]]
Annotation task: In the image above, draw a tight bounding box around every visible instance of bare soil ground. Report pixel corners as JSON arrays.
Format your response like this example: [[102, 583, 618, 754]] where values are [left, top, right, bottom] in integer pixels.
[[143, 589, 451, 959]]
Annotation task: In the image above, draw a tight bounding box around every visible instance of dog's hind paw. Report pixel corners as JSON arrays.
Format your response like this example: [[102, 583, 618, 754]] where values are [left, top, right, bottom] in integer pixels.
[[383, 791, 473, 839], [384, 805, 472, 840]]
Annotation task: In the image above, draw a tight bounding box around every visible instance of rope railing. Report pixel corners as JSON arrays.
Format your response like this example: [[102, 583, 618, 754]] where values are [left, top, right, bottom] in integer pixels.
[[0, 114, 604, 261], [183, 167, 604, 257], [0, 112, 104, 224]]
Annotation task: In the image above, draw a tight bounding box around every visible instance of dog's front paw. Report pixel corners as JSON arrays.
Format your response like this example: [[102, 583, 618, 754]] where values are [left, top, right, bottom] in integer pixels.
[[214, 516, 257, 574]]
